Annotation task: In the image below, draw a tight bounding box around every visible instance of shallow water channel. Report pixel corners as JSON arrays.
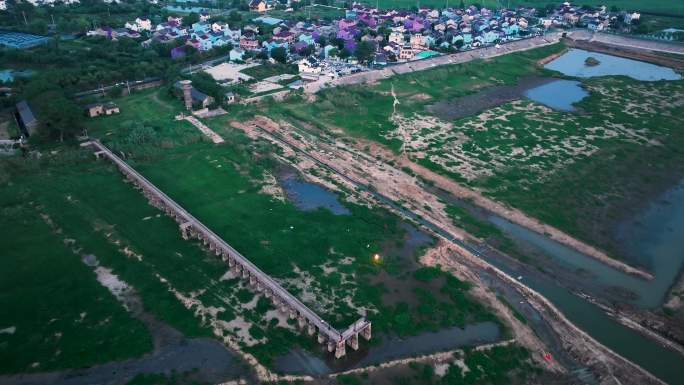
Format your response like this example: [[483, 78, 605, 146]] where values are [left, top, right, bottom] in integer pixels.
[[273, 51, 684, 381], [485, 179, 684, 382], [481, 49, 684, 383]]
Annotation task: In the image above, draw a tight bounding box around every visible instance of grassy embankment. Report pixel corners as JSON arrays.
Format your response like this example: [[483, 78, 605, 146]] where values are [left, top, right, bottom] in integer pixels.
[[275, 41, 684, 261], [0, 87, 500, 370]]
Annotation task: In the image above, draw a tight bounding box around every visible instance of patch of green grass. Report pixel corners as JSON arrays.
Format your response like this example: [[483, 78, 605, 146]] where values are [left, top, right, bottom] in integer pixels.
[[241, 63, 297, 80], [0, 199, 152, 374]]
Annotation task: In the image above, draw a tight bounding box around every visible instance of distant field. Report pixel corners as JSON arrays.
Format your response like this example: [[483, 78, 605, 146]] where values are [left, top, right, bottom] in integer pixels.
[[357, 0, 684, 15]]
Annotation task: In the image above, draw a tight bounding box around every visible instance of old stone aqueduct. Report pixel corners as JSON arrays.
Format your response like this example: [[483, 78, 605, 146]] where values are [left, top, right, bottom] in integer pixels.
[[90, 140, 371, 358]]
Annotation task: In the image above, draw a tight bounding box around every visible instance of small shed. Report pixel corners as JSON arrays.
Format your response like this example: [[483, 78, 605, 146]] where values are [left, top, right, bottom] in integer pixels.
[[85, 102, 120, 117]]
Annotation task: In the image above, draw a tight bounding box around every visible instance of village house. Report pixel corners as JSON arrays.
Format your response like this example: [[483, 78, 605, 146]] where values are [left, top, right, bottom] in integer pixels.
[[298, 56, 321, 74], [409, 34, 428, 50], [125, 17, 152, 32], [173, 81, 215, 108], [84, 102, 120, 118], [240, 32, 260, 51], [399, 44, 414, 60], [15, 101, 38, 137], [249, 0, 273, 13], [388, 31, 405, 44]]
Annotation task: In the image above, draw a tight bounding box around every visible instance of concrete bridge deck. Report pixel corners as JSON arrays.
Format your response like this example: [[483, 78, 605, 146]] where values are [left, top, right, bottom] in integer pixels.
[[89, 140, 370, 357]]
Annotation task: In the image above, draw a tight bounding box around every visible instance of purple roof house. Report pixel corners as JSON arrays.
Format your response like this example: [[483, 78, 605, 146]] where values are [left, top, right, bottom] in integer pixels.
[[405, 18, 426, 32], [292, 41, 308, 53], [338, 18, 357, 30], [337, 28, 355, 40], [358, 14, 377, 27]]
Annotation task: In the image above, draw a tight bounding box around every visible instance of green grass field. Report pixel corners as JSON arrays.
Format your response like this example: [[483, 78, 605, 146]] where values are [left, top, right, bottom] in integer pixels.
[[0, 192, 152, 373]]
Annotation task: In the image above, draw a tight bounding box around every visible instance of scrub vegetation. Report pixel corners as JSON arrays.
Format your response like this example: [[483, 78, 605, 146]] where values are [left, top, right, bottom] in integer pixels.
[[278, 43, 564, 152], [276, 42, 684, 260]]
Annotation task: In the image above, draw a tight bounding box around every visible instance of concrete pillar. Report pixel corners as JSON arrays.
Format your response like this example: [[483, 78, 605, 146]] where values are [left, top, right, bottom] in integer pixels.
[[249, 275, 257, 287], [318, 333, 326, 344], [327, 341, 336, 352], [346, 333, 359, 351], [289, 310, 297, 320], [335, 340, 346, 358], [179, 80, 193, 111], [297, 315, 307, 328], [242, 268, 249, 279], [361, 323, 372, 341], [180, 222, 192, 240], [307, 323, 315, 336], [228, 257, 235, 267]]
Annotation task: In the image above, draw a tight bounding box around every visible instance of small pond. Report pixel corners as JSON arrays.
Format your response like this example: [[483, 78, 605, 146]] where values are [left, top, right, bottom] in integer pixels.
[[544, 48, 681, 81], [280, 173, 351, 215], [523, 79, 589, 111]]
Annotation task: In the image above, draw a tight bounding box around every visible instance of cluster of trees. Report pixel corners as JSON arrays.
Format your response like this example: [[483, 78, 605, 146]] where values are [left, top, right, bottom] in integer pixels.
[[0, 0, 159, 34], [20, 77, 83, 141]]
